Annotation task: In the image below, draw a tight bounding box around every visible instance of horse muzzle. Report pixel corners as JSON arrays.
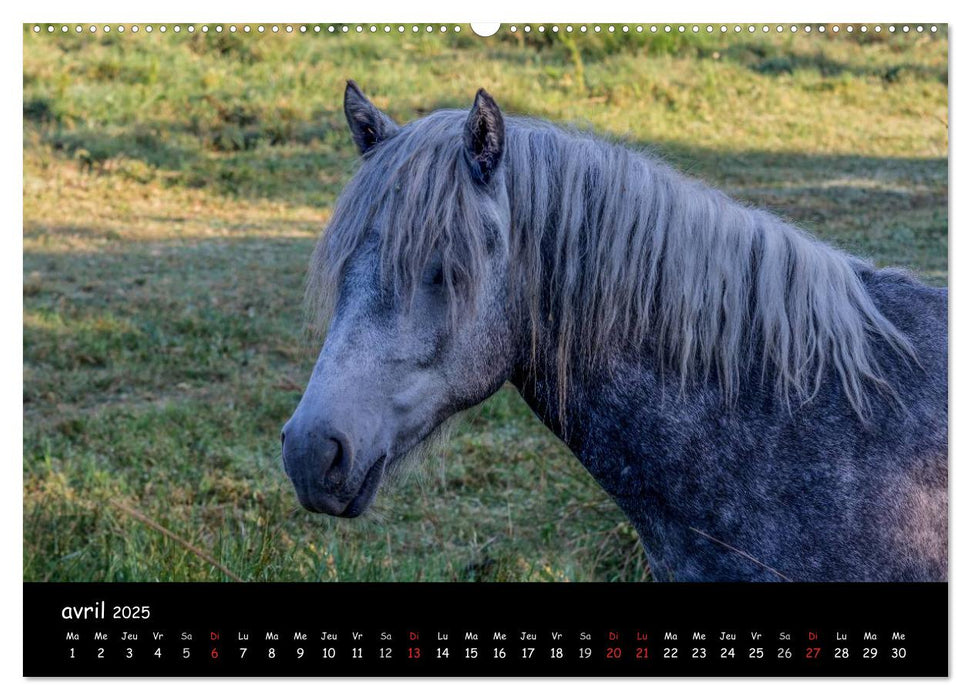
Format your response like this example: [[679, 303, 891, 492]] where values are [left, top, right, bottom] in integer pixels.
[[280, 418, 386, 517]]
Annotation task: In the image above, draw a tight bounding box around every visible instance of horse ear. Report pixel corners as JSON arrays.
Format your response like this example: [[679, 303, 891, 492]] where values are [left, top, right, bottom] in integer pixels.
[[463, 89, 505, 185], [344, 80, 398, 155]]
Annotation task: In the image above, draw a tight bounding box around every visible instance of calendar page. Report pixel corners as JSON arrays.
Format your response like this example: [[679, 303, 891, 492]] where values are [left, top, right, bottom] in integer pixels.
[[22, 20, 948, 678]]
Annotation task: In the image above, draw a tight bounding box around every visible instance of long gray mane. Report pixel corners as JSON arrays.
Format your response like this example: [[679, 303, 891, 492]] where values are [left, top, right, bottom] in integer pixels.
[[310, 110, 914, 418]]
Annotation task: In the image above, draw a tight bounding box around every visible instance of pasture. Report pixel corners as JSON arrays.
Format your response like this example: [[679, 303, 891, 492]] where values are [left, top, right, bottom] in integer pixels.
[[23, 26, 947, 582]]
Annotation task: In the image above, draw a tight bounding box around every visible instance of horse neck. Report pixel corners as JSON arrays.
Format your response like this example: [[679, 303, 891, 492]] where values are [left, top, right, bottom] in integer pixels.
[[506, 270, 663, 455]]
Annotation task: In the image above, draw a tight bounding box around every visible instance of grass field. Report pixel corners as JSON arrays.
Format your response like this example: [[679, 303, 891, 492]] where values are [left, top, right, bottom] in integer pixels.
[[23, 25, 948, 582]]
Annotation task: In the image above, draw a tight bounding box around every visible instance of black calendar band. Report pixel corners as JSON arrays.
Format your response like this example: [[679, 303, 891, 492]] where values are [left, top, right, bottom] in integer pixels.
[[24, 582, 947, 677]]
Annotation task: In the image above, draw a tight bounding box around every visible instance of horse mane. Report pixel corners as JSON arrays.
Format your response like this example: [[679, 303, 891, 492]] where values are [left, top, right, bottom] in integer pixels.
[[309, 109, 914, 418]]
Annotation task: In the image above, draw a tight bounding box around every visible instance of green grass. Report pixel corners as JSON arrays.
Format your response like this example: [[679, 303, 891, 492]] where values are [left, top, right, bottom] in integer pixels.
[[23, 26, 947, 582]]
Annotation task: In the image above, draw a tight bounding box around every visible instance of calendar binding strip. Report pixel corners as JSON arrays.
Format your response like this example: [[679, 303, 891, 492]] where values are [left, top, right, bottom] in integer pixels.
[[26, 23, 944, 35]]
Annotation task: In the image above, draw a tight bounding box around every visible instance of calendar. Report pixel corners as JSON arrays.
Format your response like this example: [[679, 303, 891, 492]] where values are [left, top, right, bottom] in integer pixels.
[[22, 19, 949, 682], [24, 583, 946, 676]]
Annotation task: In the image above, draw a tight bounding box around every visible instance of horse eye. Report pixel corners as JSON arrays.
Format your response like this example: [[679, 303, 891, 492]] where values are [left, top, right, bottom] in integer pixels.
[[423, 260, 444, 287]]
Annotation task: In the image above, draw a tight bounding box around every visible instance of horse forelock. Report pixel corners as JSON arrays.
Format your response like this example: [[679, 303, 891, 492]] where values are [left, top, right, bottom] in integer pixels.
[[307, 110, 499, 333], [307, 110, 914, 418]]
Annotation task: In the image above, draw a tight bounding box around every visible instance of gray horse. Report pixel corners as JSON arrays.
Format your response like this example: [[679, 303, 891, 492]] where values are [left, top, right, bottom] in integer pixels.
[[282, 81, 947, 582]]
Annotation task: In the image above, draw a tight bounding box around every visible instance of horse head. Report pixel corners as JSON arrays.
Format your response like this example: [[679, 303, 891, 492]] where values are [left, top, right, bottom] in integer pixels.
[[281, 82, 514, 516]]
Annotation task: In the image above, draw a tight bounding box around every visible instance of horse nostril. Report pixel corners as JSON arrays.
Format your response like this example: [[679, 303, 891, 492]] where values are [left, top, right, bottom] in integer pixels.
[[320, 437, 346, 484], [281, 421, 351, 488]]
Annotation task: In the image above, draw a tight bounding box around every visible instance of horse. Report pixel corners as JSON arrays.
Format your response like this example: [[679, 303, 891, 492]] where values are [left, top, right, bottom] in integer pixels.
[[281, 81, 947, 582]]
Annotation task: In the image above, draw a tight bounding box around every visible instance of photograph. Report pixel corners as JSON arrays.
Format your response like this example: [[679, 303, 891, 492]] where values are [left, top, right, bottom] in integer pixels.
[[23, 23, 947, 588]]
